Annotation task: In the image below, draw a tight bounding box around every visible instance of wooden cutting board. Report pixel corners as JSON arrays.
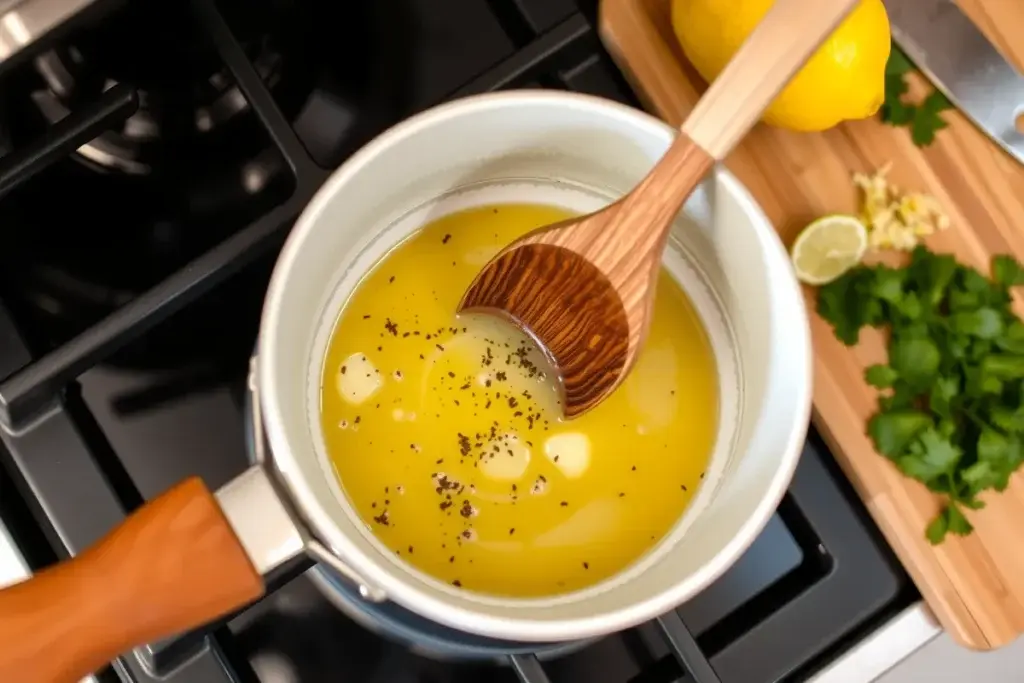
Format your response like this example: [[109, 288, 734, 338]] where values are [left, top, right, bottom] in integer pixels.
[[598, 0, 1024, 650]]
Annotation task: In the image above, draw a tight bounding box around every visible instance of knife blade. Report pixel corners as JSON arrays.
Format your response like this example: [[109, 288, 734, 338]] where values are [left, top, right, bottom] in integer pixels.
[[884, 0, 1024, 165]]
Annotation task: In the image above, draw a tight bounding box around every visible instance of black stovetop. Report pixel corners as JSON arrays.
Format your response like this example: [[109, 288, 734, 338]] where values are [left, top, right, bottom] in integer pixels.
[[0, 1, 916, 681]]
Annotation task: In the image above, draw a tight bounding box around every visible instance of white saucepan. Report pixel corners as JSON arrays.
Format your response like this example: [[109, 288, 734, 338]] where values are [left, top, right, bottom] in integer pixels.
[[0, 91, 811, 683]]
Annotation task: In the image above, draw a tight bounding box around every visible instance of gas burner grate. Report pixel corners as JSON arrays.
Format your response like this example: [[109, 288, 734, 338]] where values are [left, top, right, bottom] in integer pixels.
[[0, 84, 138, 199]]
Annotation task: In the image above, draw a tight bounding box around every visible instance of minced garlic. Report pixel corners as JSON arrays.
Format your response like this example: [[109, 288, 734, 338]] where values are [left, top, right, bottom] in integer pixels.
[[853, 164, 950, 251]]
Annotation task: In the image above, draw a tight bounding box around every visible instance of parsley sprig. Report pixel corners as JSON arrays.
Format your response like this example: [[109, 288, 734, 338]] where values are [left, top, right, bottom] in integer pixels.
[[881, 44, 954, 146], [818, 247, 1024, 544]]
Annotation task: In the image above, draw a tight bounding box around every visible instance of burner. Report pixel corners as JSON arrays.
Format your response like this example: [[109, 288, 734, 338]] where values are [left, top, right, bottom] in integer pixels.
[[30, 0, 294, 175], [0, 0, 408, 372]]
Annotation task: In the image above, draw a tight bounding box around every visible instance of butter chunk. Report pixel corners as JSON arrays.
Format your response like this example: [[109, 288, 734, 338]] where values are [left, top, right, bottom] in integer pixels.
[[544, 432, 590, 479], [336, 353, 382, 405]]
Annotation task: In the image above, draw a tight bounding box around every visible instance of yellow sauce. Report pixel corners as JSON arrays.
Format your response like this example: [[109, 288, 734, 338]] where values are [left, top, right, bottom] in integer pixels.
[[320, 203, 717, 597]]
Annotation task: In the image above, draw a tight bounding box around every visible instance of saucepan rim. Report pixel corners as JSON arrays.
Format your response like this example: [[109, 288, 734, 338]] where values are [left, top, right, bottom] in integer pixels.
[[256, 90, 813, 642]]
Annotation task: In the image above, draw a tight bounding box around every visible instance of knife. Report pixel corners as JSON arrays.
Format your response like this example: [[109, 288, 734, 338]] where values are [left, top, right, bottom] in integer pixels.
[[884, 0, 1024, 165]]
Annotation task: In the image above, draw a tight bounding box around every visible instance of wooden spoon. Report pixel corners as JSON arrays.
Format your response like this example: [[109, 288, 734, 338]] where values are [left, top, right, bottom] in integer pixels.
[[459, 0, 860, 418]]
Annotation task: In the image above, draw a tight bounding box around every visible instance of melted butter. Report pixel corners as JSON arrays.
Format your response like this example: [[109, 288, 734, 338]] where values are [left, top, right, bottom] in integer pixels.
[[320, 203, 718, 597]]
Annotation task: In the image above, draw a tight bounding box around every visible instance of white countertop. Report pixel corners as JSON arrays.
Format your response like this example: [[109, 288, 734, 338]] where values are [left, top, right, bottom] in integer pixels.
[[875, 628, 1024, 683], [811, 601, 1024, 683], [0, 518, 27, 589]]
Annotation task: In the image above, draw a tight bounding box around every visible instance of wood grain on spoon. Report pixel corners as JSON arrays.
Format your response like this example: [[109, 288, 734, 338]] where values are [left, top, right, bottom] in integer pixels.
[[459, 0, 860, 418]]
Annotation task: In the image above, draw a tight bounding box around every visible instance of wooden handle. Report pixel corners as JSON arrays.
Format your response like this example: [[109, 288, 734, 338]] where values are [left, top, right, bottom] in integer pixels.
[[680, 0, 860, 159], [0, 477, 265, 683], [613, 131, 715, 245]]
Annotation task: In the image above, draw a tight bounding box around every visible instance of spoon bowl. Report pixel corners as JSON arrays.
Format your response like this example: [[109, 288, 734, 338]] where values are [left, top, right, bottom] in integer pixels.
[[458, 141, 713, 418], [459, 241, 631, 419]]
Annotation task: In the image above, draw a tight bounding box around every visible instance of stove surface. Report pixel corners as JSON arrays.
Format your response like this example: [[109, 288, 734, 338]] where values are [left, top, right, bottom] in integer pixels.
[[0, 1, 916, 682]]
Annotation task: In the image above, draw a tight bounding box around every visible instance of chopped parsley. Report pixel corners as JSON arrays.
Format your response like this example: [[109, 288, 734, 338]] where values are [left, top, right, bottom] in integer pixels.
[[818, 246, 1024, 543], [880, 43, 954, 147]]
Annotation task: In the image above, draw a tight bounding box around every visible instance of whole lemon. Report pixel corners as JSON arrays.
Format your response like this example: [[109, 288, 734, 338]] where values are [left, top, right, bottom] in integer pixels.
[[671, 0, 890, 132]]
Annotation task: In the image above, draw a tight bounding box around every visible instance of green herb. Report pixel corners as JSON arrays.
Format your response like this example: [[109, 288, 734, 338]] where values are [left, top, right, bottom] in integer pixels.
[[880, 43, 954, 147], [817, 247, 1024, 544]]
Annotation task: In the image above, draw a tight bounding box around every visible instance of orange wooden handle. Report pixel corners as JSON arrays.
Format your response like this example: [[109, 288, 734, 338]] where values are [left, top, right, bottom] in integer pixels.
[[0, 477, 265, 683]]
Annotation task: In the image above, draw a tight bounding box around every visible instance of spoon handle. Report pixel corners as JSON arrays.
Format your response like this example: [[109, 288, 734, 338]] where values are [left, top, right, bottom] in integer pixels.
[[681, 0, 861, 160], [613, 0, 862, 246]]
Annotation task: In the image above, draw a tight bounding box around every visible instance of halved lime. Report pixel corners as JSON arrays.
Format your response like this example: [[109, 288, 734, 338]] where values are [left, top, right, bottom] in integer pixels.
[[790, 215, 868, 285]]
